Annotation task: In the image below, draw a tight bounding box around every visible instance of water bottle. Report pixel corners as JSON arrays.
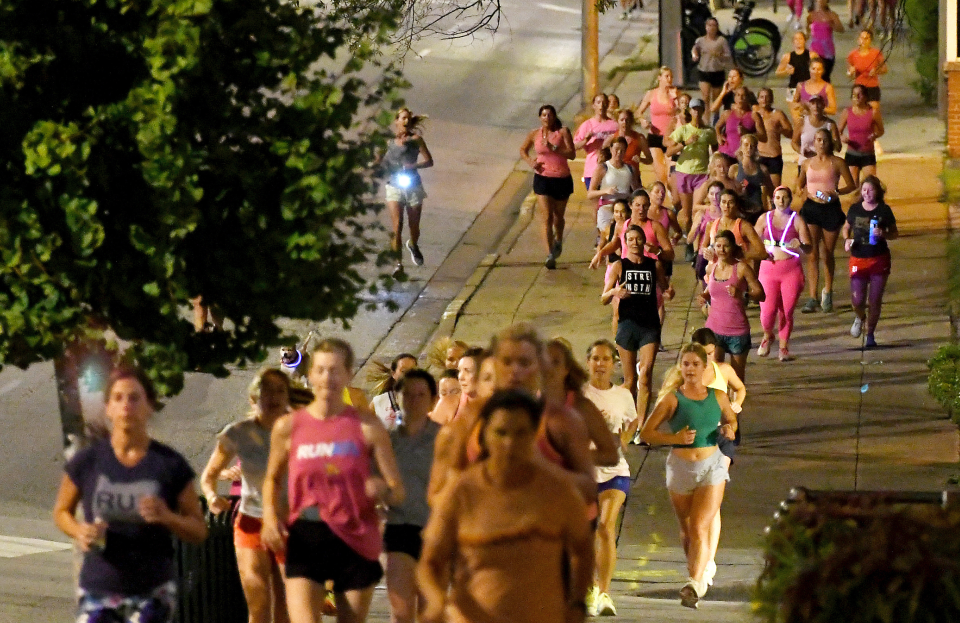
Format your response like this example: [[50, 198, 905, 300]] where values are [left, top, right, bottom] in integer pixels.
[[868, 217, 879, 245]]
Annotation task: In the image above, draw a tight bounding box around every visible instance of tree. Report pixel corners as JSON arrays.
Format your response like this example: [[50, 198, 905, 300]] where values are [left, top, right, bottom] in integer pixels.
[[0, 0, 405, 445]]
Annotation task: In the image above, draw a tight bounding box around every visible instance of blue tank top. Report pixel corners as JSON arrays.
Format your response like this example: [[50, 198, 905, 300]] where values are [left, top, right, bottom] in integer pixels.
[[668, 389, 721, 448]]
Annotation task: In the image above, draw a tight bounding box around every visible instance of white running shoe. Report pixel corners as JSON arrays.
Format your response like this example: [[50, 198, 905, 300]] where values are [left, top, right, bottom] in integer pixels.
[[757, 337, 771, 357], [597, 592, 617, 616], [585, 584, 599, 617], [704, 559, 717, 586], [851, 316, 863, 338]]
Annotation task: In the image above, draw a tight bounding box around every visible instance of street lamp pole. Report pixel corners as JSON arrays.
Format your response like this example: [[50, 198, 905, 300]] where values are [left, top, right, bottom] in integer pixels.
[[582, 0, 599, 109]]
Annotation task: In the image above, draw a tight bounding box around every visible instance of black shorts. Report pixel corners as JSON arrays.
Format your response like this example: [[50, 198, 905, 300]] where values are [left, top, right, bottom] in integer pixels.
[[383, 524, 424, 560], [615, 318, 660, 352], [844, 151, 877, 168], [862, 86, 881, 102], [664, 259, 674, 278], [647, 134, 664, 151], [285, 519, 383, 592], [820, 57, 836, 83], [800, 197, 845, 232], [758, 154, 784, 176], [533, 173, 574, 201], [698, 69, 726, 88]]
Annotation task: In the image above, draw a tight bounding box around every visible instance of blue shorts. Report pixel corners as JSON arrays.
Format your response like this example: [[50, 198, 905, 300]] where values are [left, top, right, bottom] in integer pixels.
[[597, 475, 631, 496], [713, 332, 752, 356], [615, 318, 661, 352]]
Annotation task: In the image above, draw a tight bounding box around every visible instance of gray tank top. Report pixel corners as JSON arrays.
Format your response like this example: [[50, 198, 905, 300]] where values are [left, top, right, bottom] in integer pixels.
[[383, 137, 420, 175]]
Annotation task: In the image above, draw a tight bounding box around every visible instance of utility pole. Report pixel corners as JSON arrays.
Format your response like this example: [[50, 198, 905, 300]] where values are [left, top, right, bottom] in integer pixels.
[[582, 0, 599, 109]]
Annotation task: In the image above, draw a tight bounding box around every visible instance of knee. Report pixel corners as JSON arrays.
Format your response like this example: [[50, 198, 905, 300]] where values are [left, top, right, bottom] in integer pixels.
[[637, 365, 653, 387]]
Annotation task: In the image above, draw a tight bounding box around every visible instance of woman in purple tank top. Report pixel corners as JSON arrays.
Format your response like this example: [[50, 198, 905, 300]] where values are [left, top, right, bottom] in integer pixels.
[[697, 230, 765, 383]]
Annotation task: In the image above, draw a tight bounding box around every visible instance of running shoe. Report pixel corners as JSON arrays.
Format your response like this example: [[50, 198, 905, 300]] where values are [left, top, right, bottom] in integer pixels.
[[322, 590, 337, 615], [865, 334, 877, 348], [684, 244, 696, 264], [779, 348, 794, 362], [545, 253, 557, 270], [406, 240, 424, 266], [850, 317, 863, 338], [821, 288, 833, 313], [757, 337, 771, 357], [679, 580, 701, 609], [552, 239, 563, 258], [585, 585, 599, 617], [597, 592, 617, 616], [704, 559, 717, 587], [801, 298, 820, 313], [392, 262, 404, 278]]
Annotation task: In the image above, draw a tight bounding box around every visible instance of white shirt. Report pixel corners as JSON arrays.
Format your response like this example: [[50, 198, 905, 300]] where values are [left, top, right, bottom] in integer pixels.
[[583, 383, 637, 482]]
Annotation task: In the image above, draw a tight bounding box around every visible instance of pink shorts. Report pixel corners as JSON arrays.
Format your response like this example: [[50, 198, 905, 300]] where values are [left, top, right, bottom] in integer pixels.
[[675, 172, 709, 195]]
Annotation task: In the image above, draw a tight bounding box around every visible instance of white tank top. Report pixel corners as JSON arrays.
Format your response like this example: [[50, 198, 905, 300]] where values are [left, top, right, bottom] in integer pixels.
[[600, 162, 633, 203]]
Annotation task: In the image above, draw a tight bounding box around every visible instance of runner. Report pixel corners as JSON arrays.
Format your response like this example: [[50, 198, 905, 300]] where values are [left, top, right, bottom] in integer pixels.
[[639, 343, 738, 610], [709, 68, 748, 117], [261, 339, 405, 623], [716, 87, 766, 161], [602, 108, 653, 180], [839, 84, 885, 185], [689, 181, 725, 280], [636, 67, 679, 189], [53, 367, 207, 623], [754, 88, 794, 187], [756, 187, 813, 361], [692, 153, 739, 209], [776, 32, 816, 107], [380, 109, 433, 277], [665, 97, 718, 233], [700, 190, 768, 271], [807, 0, 844, 83], [201, 368, 293, 623], [429, 369, 461, 426], [698, 229, 766, 383], [791, 58, 837, 115], [691, 18, 734, 112], [797, 128, 856, 314], [588, 137, 641, 252], [841, 175, 898, 347], [602, 226, 670, 417], [728, 134, 774, 224], [583, 340, 639, 617], [846, 29, 887, 112], [520, 104, 576, 269], [384, 369, 440, 623], [418, 390, 593, 623], [574, 93, 619, 190], [791, 94, 841, 177], [370, 353, 418, 430]]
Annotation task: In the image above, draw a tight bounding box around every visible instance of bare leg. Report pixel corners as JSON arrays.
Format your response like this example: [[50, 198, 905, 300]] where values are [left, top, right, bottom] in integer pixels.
[[273, 562, 290, 623], [651, 148, 670, 188], [236, 548, 275, 623], [406, 204, 423, 247], [386, 552, 419, 623], [596, 489, 627, 593], [729, 352, 748, 385], [553, 199, 569, 251], [388, 200, 405, 269], [684, 483, 726, 582], [678, 192, 694, 233], [618, 345, 638, 402], [336, 587, 376, 623], [537, 194, 555, 253], [636, 341, 659, 418], [805, 223, 823, 299], [191, 296, 207, 332], [821, 227, 841, 295], [286, 578, 327, 623]]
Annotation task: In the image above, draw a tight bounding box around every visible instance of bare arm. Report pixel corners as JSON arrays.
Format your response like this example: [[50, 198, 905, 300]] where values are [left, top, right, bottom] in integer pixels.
[[562, 491, 594, 622], [415, 137, 434, 170], [652, 222, 675, 262], [600, 262, 624, 305], [639, 394, 693, 446], [872, 109, 885, 140], [796, 160, 808, 196], [418, 485, 460, 623], [53, 475, 100, 551], [636, 134, 653, 165], [739, 261, 765, 302], [261, 414, 292, 554], [837, 108, 849, 140], [751, 111, 768, 144], [575, 395, 620, 467], [585, 164, 611, 200], [835, 157, 857, 195], [520, 129, 540, 171], [713, 390, 739, 440], [794, 214, 814, 253], [740, 221, 769, 262], [715, 111, 730, 145], [362, 412, 406, 507], [778, 110, 794, 138], [823, 84, 837, 116], [775, 52, 794, 78], [138, 481, 208, 545], [557, 128, 577, 160], [719, 363, 746, 409], [200, 439, 237, 515], [791, 119, 803, 154]]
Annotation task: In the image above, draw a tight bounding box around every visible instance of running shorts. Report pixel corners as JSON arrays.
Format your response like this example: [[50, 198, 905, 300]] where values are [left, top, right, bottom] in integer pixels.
[[383, 524, 425, 561], [665, 449, 729, 495], [533, 173, 574, 201], [758, 154, 784, 176], [800, 197, 845, 232], [285, 519, 383, 592]]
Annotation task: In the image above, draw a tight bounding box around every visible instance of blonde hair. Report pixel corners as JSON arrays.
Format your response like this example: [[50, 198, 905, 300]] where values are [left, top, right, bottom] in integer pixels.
[[547, 339, 589, 393], [654, 343, 709, 406], [396, 107, 428, 133], [736, 133, 760, 165], [490, 323, 545, 361]]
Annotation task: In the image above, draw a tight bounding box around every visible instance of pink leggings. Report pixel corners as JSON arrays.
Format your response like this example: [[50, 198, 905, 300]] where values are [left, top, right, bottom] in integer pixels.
[[787, 0, 803, 18], [759, 258, 805, 343]]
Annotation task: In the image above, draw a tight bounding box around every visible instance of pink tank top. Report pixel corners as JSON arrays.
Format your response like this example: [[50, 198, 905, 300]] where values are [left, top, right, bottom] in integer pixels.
[[720, 109, 756, 157], [805, 161, 840, 197], [705, 263, 749, 336], [798, 81, 828, 104], [535, 129, 572, 178], [845, 107, 875, 153], [809, 20, 835, 58], [287, 407, 381, 561], [638, 219, 658, 260], [651, 206, 671, 229], [649, 91, 677, 135]]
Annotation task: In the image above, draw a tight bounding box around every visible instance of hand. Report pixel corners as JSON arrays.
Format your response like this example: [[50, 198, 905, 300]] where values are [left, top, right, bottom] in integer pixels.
[[664, 284, 676, 301], [844, 238, 854, 252], [139, 495, 174, 525], [784, 238, 802, 251], [208, 494, 231, 515], [847, 66, 856, 78], [868, 67, 876, 77], [696, 292, 708, 306], [365, 476, 389, 503], [589, 254, 602, 270], [675, 425, 697, 445], [614, 283, 632, 300], [219, 465, 242, 482], [871, 226, 883, 240], [601, 186, 618, 195], [720, 423, 736, 440], [785, 63, 794, 74], [75, 519, 107, 552], [533, 161, 545, 173], [644, 242, 659, 255], [261, 516, 288, 555], [702, 246, 716, 262]]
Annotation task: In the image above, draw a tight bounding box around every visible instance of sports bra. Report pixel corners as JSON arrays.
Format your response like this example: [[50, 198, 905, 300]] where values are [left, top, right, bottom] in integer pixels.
[[805, 161, 840, 197], [763, 211, 800, 257], [705, 361, 727, 392]]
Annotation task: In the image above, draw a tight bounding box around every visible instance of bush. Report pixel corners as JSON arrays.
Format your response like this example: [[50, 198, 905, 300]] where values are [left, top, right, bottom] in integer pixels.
[[928, 345, 960, 424], [755, 493, 960, 623], [904, 0, 938, 105]]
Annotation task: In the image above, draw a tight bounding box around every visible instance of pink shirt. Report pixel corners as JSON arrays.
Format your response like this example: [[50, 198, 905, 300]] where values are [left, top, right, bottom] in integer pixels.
[[705, 263, 750, 336], [287, 407, 381, 561], [574, 117, 618, 181], [535, 129, 572, 178]]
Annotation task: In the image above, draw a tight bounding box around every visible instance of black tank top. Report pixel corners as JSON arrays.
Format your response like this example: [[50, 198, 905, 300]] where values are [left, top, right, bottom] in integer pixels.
[[788, 50, 811, 88], [617, 256, 660, 328], [736, 162, 766, 216]]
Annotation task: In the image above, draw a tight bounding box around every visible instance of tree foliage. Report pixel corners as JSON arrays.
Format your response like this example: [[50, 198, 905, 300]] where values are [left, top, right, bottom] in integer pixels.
[[0, 0, 405, 395]]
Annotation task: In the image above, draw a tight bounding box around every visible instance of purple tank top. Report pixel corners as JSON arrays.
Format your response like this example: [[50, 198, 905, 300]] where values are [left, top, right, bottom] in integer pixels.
[[720, 110, 756, 157], [705, 263, 750, 336]]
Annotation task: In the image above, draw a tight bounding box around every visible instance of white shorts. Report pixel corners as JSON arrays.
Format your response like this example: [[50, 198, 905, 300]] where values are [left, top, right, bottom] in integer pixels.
[[665, 449, 729, 495], [597, 203, 614, 230], [385, 183, 426, 206]]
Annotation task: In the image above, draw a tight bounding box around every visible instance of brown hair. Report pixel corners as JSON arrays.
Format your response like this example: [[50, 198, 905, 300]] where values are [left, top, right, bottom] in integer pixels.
[[104, 366, 158, 409], [311, 338, 355, 372], [547, 339, 589, 393]]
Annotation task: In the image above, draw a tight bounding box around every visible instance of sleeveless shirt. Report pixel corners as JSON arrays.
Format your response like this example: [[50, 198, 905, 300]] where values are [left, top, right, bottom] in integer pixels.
[[669, 390, 721, 448], [617, 256, 660, 329], [788, 50, 811, 88]]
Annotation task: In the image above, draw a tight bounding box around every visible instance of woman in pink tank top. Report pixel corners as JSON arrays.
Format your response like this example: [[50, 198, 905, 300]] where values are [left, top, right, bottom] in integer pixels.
[[838, 84, 884, 185], [715, 87, 766, 159], [635, 67, 678, 189], [261, 339, 405, 623], [698, 230, 765, 383]]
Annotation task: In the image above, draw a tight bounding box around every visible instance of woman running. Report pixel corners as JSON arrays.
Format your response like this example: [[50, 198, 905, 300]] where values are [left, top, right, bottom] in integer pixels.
[[691, 18, 734, 111], [665, 97, 718, 233], [716, 87, 766, 161], [841, 175, 898, 347], [521, 104, 576, 270], [698, 230, 766, 383], [728, 134, 775, 224], [588, 137, 641, 252], [370, 353, 418, 430], [756, 187, 813, 361], [636, 67, 678, 189], [54, 368, 207, 623], [429, 369, 461, 426], [583, 340, 639, 617], [418, 390, 593, 623], [776, 31, 816, 103], [692, 153, 739, 210], [201, 369, 292, 623], [797, 128, 856, 314], [261, 339, 405, 623], [385, 369, 441, 623], [709, 68, 748, 116], [807, 0, 844, 83], [574, 93, 619, 190], [689, 181, 725, 276], [639, 343, 738, 609], [839, 84, 885, 185], [603, 108, 653, 179], [381, 108, 433, 277], [754, 87, 794, 188], [701, 190, 768, 274], [792, 94, 841, 171], [846, 29, 887, 111], [791, 57, 837, 115], [602, 226, 670, 417]]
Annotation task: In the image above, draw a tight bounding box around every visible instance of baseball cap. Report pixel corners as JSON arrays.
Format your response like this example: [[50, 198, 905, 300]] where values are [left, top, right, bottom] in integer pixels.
[[689, 98, 706, 109]]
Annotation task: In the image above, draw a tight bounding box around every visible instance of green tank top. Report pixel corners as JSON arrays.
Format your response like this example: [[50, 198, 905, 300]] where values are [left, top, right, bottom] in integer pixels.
[[668, 389, 721, 448]]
